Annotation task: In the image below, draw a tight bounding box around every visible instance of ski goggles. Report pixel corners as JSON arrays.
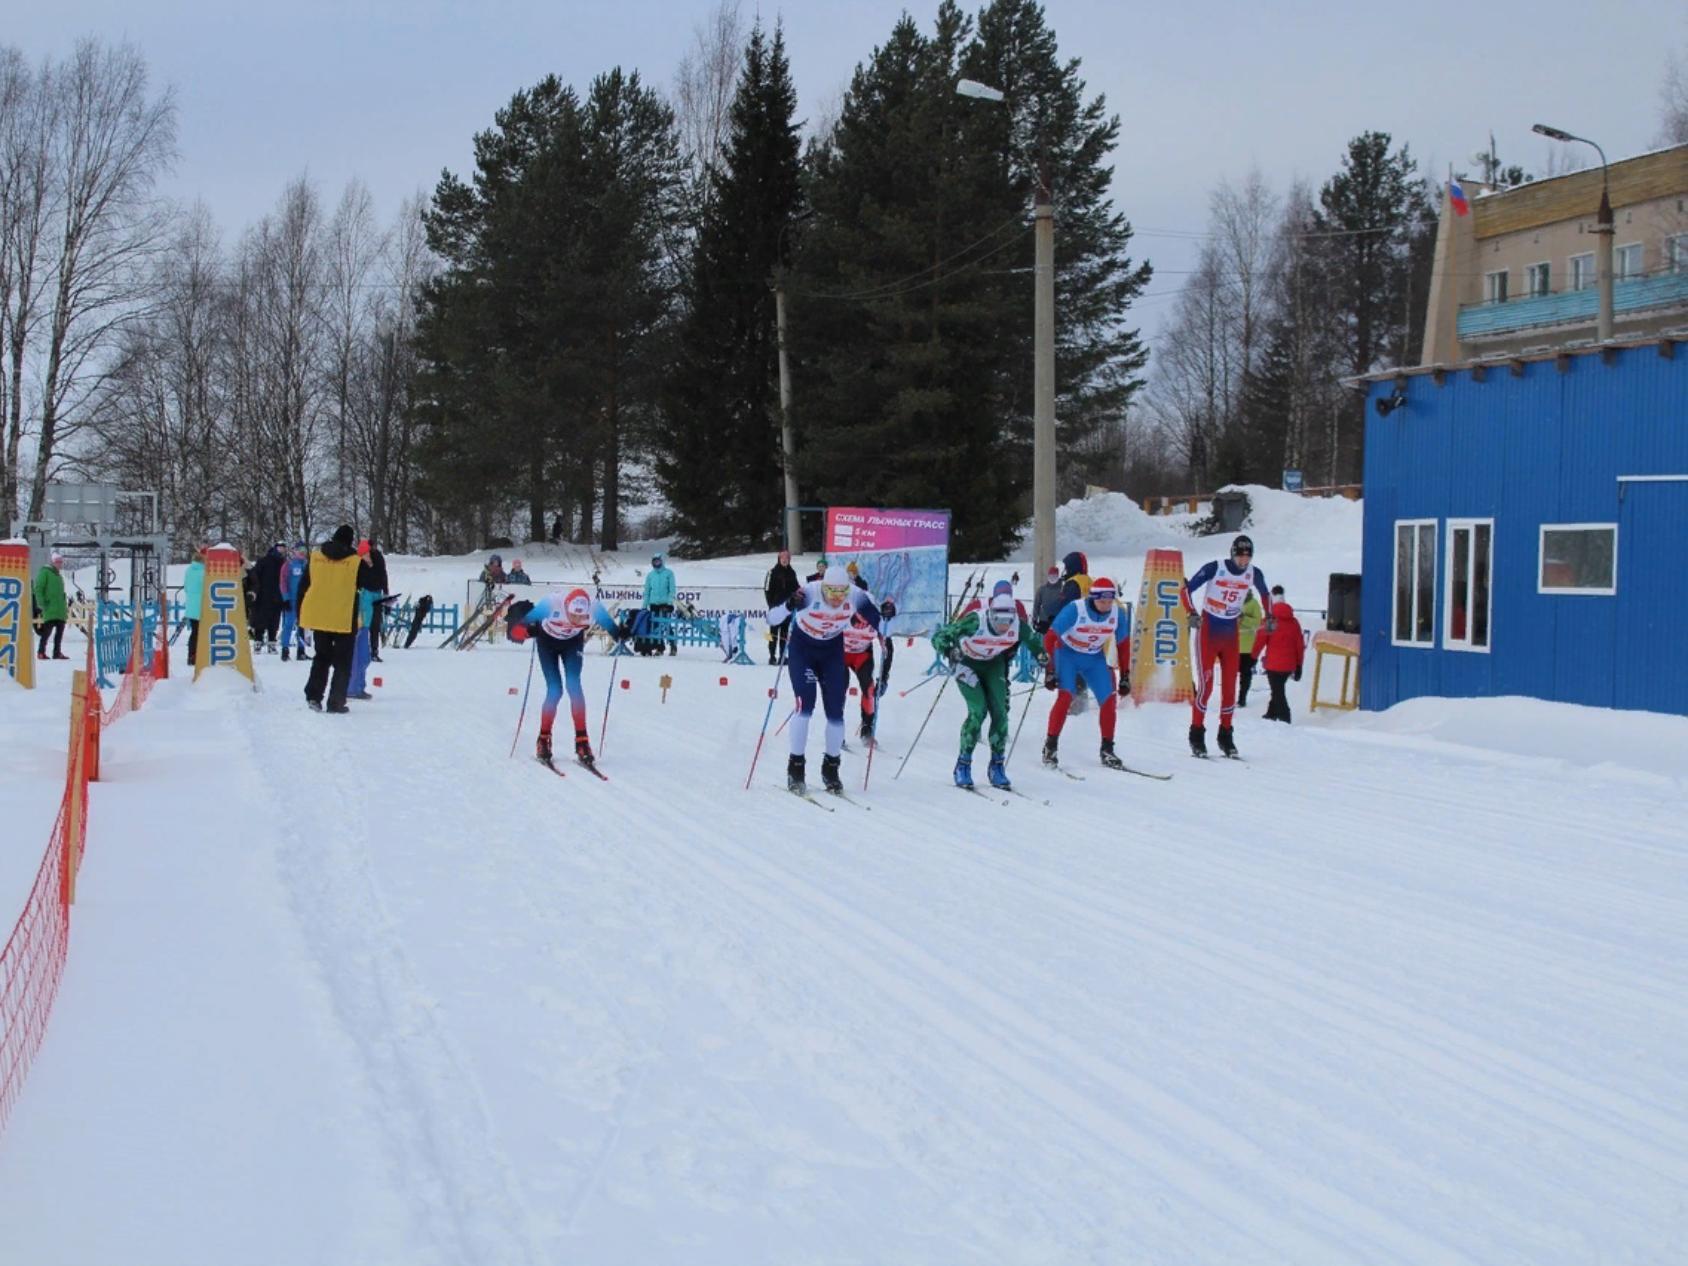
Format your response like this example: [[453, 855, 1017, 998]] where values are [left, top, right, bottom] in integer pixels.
[[820, 583, 851, 604]]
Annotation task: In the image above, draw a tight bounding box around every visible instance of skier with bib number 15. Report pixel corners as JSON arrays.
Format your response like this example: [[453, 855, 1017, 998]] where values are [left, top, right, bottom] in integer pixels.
[[1185, 534, 1272, 759]]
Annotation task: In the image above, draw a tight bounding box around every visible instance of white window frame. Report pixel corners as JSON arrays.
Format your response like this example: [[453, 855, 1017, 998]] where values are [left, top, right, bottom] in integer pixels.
[[1669, 234, 1688, 273], [1570, 252, 1596, 291], [1525, 260, 1551, 296], [1483, 269, 1508, 303], [1444, 518, 1494, 653], [1392, 519, 1438, 648], [1537, 523, 1618, 597], [1614, 241, 1643, 280]]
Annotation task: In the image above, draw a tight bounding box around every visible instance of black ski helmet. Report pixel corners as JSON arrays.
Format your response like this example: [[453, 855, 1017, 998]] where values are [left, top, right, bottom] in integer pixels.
[[1231, 534, 1254, 557]]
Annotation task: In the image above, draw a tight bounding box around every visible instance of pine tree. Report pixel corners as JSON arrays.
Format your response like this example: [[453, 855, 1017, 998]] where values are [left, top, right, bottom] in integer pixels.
[[791, 0, 1150, 559], [414, 71, 684, 550], [655, 23, 803, 554], [1311, 131, 1430, 483]]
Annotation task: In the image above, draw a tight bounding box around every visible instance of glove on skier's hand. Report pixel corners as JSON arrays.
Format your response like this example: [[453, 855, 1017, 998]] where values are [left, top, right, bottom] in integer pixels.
[[785, 590, 806, 612], [1293, 666, 1302, 682], [879, 598, 897, 619]]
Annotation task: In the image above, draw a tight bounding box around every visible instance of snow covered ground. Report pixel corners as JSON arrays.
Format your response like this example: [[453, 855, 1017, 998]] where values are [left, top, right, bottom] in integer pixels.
[[2, 492, 1686, 1264]]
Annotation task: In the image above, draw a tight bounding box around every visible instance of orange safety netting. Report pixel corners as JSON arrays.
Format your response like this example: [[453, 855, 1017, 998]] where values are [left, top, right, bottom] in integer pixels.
[[0, 602, 166, 1137]]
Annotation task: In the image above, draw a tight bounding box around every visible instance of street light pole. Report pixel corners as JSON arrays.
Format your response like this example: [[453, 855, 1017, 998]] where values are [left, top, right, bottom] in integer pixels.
[[958, 77, 1057, 579], [773, 270, 802, 554], [1032, 183, 1057, 582], [1533, 123, 1614, 341]]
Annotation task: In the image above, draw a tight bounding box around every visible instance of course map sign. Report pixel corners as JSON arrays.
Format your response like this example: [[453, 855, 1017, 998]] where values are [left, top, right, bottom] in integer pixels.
[[825, 507, 950, 636]]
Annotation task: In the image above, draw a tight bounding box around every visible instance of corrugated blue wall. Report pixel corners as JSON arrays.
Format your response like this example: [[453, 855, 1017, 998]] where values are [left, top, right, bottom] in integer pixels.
[[1361, 345, 1688, 715]]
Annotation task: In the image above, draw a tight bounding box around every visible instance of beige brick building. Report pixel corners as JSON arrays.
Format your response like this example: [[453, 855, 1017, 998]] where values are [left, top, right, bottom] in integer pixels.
[[1421, 143, 1688, 364]]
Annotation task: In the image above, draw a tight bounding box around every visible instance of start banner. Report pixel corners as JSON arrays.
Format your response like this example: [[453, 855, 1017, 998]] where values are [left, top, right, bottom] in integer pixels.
[[0, 540, 35, 689], [825, 507, 950, 636], [1130, 547, 1193, 705], [194, 545, 255, 683]]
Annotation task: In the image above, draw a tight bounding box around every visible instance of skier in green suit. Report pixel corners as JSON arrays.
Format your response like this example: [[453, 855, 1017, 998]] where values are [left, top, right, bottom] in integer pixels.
[[930, 592, 1046, 791]]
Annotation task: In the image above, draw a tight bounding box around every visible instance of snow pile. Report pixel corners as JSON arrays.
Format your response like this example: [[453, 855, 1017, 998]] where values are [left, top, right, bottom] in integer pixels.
[[1223, 483, 1365, 549], [1045, 491, 1198, 560]]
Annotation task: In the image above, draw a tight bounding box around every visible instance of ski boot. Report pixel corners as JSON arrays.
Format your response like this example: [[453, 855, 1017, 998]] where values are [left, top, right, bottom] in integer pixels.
[[953, 757, 975, 789], [821, 753, 844, 794], [1041, 734, 1060, 768], [786, 754, 806, 793], [574, 733, 596, 768], [1099, 739, 1124, 770], [1188, 725, 1208, 758], [536, 732, 554, 764], [281, 648, 290, 662], [987, 753, 1012, 790], [859, 713, 876, 742], [1217, 726, 1238, 759], [327, 701, 350, 714], [306, 698, 323, 713]]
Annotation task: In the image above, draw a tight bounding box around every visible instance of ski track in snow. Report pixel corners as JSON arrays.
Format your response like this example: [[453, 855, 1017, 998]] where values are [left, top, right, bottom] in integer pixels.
[[240, 682, 546, 1266]]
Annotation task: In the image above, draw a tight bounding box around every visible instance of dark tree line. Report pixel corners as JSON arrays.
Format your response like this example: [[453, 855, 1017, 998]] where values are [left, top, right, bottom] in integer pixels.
[[413, 0, 1151, 559]]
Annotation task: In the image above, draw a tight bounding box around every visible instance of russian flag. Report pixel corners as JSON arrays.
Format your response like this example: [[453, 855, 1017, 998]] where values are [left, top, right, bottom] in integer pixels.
[[1448, 178, 1470, 217]]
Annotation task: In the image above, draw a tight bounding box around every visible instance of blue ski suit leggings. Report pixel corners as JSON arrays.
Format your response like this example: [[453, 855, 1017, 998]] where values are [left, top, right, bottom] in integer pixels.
[[537, 630, 588, 738], [786, 628, 848, 758]]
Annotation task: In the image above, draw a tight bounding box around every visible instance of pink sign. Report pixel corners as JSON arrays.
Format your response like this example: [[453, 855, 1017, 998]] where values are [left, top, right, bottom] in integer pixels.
[[825, 508, 950, 553]]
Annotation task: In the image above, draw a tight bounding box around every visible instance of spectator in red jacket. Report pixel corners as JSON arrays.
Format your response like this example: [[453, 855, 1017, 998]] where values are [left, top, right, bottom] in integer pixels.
[[1258, 586, 1304, 723]]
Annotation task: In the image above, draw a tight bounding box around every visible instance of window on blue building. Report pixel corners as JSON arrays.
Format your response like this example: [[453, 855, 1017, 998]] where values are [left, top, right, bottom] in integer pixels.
[[1393, 520, 1436, 646], [1539, 525, 1617, 595], [1446, 520, 1493, 651]]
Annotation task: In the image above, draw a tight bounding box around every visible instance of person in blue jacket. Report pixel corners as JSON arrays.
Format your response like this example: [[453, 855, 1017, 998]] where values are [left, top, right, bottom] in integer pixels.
[[642, 552, 678, 656], [766, 564, 894, 794], [279, 542, 310, 661], [507, 587, 621, 768], [1040, 577, 1131, 771], [181, 551, 206, 666]]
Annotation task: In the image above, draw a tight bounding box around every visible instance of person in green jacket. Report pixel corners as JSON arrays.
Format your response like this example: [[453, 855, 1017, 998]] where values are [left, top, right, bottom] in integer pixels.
[[1237, 589, 1264, 708], [33, 552, 70, 659], [931, 592, 1047, 792]]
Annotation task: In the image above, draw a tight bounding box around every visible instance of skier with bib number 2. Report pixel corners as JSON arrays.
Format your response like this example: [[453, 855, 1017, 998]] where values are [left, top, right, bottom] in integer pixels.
[[1041, 577, 1132, 770]]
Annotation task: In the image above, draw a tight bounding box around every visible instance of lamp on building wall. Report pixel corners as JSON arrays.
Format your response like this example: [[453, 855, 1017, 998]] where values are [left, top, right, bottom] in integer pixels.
[[1532, 122, 1614, 341]]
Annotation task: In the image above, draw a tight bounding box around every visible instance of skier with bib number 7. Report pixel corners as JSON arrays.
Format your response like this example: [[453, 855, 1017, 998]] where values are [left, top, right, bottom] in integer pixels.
[[931, 591, 1046, 791]]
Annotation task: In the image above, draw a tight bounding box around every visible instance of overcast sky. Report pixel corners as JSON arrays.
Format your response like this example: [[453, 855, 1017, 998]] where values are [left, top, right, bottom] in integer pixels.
[[11, 0, 1685, 341]]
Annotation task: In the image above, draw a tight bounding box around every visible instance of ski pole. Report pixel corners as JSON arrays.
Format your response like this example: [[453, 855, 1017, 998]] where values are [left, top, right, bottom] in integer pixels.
[[744, 647, 790, 790], [863, 646, 886, 792], [508, 641, 537, 758], [898, 671, 945, 699], [597, 647, 619, 756], [894, 667, 954, 780], [1006, 673, 1041, 764]]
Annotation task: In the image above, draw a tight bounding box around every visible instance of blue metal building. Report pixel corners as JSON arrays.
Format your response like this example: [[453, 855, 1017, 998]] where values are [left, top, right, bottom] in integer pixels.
[[1359, 337, 1688, 716]]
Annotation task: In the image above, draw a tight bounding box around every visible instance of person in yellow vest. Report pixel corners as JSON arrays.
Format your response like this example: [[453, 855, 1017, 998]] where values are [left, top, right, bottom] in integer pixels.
[[296, 525, 364, 713], [1237, 590, 1265, 708]]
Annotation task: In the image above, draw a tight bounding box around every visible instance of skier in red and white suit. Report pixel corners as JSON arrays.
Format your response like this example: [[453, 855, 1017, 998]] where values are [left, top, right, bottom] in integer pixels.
[[841, 612, 893, 741], [1184, 533, 1272, 758]]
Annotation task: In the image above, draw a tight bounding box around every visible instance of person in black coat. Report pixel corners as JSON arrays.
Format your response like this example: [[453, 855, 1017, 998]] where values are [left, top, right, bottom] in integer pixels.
[[363, 538, 390, 660], [250, 543, 287, 653], [763, 548, 800, 665]]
